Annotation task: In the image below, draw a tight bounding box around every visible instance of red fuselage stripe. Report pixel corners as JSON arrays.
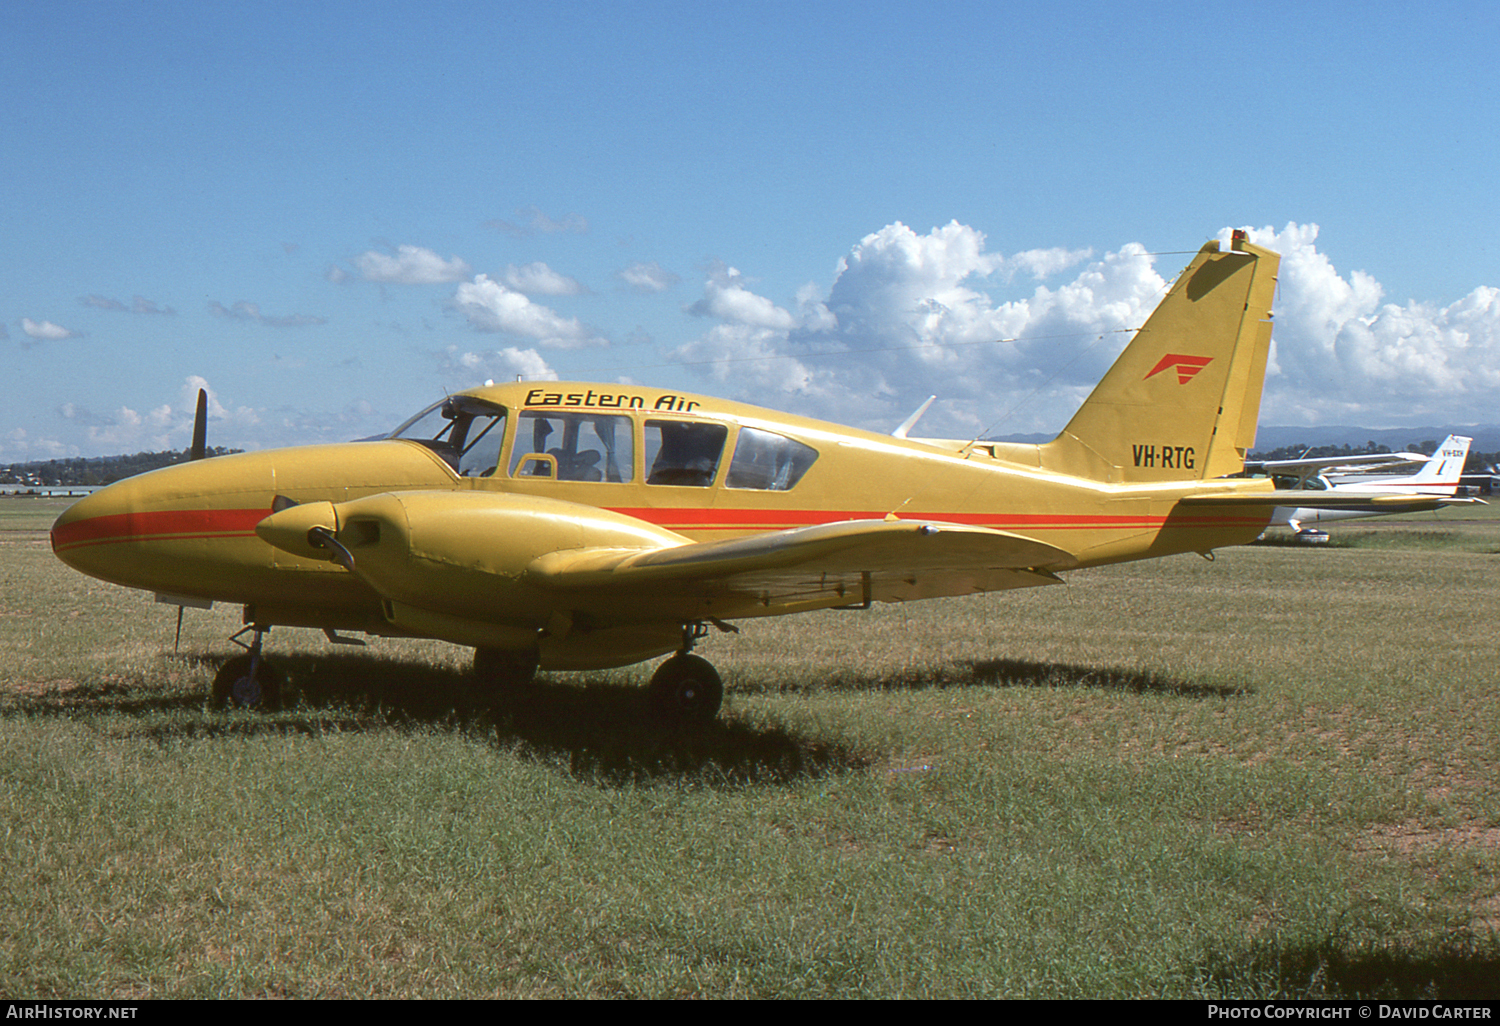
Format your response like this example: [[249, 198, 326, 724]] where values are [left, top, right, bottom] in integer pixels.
[[51, 508, 268, 551]]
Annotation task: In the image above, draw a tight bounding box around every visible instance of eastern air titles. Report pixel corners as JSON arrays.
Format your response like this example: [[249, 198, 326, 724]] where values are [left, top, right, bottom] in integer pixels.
[[524, 388, 702, 413]]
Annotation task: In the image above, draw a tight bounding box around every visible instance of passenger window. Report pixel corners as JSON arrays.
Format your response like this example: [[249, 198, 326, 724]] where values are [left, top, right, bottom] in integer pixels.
[[645, 420, 728, 487], [509, 411, 634, 483], [725, 427, 818, 490]]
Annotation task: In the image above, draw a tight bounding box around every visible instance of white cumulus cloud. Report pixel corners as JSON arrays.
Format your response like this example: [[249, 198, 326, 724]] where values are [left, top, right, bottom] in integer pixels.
[[671, 222, 1167, 436], [1008, 246, 1094, 281], [452, 275, 606, 348], [59, 400, 176, 451], [619, 261, 681, 293], [21, 318, 77, 341], [501, 262, 585, 296], [1231, 222, 1500, 427], [688, 264, 798, 331], [0, 427, 68, 459], [355, 244, 472, 284], [440, 345, 560, 385]]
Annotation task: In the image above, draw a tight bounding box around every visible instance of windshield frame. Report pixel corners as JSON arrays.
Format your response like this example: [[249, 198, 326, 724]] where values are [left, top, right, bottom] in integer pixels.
[[387, 395, 510, 476]]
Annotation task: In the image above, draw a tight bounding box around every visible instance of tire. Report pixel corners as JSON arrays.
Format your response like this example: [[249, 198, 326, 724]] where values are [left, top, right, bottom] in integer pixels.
[[211, 654, 285, 711], [648, 653, 723, 725]]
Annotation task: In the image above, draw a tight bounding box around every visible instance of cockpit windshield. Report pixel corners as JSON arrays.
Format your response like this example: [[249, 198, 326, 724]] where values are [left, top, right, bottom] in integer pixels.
[[388, 396, 508, 477]]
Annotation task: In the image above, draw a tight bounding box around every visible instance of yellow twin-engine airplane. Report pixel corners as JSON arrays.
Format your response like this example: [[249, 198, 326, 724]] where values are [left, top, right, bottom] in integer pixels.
[[50, 232, 1444, 722]]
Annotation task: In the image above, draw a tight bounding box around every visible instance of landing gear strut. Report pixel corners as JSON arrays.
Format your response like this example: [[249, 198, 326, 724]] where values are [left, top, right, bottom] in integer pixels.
[[648, 623, 728, 725], [212, 627, 285, 710]]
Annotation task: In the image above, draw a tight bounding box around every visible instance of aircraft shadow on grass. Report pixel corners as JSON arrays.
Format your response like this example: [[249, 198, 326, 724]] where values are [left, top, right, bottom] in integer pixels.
[[1205, 937, 1500, 1000], [970, 658, 1252, 699], [729, 657, 1252, 699], [6, 651, 1247, 784], [11, 650, 871, 786]]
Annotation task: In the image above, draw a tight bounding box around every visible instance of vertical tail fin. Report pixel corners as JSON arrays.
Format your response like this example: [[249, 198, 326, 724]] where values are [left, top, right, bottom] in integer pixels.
[[1409, 435, 1471, 492], [1040, 232, 1279, 483]]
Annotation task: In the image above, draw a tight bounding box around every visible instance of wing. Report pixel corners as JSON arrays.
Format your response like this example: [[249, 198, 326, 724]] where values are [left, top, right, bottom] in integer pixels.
[[255, 492, 1078, 628], [1245, 452, 1426, 474], [528, 518, 1077, 609]]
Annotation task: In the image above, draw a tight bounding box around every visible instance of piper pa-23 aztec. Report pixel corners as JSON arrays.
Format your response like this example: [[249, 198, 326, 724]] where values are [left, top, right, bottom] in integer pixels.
[[50, 231, 1449, 722]]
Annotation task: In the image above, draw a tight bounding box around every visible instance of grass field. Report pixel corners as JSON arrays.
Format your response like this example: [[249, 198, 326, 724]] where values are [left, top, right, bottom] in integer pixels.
[[2, 496, 1497, 998]]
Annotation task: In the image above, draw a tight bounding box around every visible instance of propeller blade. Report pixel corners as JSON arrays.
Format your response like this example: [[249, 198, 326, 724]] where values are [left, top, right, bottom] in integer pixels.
[[189, 388, 208, 461], [306, 526, 357, 572]]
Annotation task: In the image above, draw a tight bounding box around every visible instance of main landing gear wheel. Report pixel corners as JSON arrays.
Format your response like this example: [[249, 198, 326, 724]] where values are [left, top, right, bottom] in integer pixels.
[[473, 647, 540, 690], [211, 654, 285, 710], [649, 653, 723, 725]]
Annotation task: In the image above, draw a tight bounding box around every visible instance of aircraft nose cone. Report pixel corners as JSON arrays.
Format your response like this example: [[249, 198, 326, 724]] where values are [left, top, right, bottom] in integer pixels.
[[49, 464, 273, 595], [50, 483, 136, 578]]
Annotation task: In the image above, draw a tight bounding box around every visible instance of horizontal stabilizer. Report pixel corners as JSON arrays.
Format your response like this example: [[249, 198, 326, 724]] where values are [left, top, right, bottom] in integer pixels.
[[1178, 491, 1451, 513]]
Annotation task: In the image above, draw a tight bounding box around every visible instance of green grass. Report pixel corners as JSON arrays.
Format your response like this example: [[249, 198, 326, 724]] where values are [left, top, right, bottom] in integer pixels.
[[3, 497, 1498, 998]]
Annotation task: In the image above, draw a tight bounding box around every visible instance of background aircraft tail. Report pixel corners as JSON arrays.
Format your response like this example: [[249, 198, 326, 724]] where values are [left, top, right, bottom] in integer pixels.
[[1038, 231, 1280, 483], [1405, 434, 1471, 491]]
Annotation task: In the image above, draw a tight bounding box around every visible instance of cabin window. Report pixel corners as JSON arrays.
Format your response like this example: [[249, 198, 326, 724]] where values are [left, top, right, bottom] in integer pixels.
[[1273, 473, 1327, 491], [725, 427, 819, 490], [509, 411, 634, 483], [645, 420, 728, 487], [387, 396, 508, 477]]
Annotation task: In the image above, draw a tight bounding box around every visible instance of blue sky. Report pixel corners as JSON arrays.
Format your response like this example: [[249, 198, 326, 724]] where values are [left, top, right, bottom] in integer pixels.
[[5, 0, 1499, 457]]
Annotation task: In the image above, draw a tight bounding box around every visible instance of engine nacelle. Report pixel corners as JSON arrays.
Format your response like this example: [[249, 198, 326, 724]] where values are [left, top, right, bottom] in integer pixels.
[[257, 489, 688, 626]]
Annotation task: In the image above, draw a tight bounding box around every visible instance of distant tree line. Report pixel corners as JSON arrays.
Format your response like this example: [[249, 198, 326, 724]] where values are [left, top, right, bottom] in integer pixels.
[[1, 447, 243, 488]]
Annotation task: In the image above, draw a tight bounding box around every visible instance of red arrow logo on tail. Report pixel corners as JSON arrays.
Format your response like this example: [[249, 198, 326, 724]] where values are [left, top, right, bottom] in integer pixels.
[[1145, 354, 1213, 384]]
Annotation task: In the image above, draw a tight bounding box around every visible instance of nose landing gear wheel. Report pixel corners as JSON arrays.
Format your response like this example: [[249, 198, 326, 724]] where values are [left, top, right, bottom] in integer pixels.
[[211, 654, 285, 710], [649, 653, 723, 725]]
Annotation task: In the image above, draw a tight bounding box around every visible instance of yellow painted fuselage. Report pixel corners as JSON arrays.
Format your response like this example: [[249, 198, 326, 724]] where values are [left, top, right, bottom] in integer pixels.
[[51, 381, 1274, 667]]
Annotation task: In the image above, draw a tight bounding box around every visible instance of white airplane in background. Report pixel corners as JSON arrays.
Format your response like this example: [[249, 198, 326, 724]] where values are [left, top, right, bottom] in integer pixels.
[[1248, 434, 1476, 538], [1245, 449, 1428, 487]]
